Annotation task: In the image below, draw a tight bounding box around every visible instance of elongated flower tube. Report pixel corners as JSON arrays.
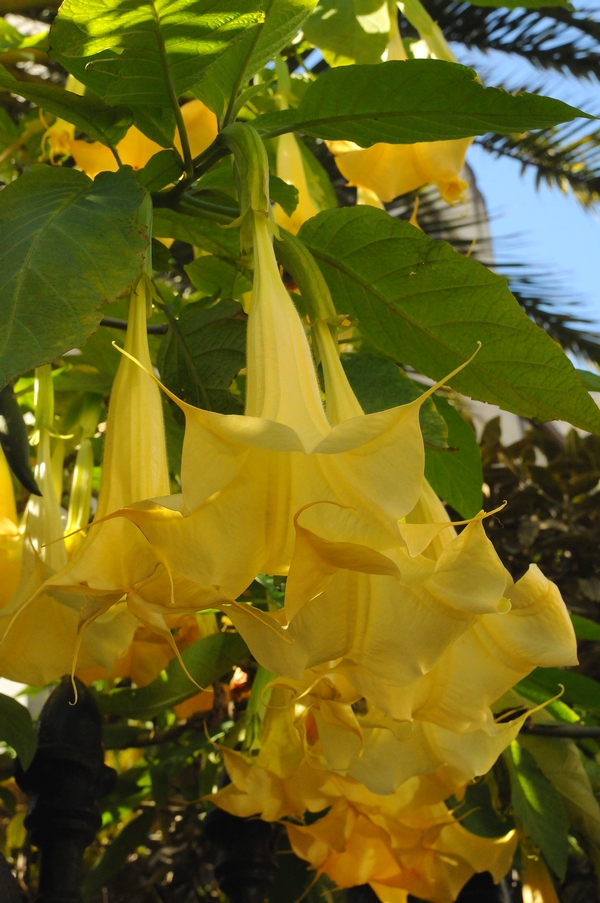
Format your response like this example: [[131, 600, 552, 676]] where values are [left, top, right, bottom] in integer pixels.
[[273, 132, 320, 234], [0, 367, 134, 686], [327, 11, 472, 205], [70, 101, 218, 178], [109, 210, 472, 610], [0, 444, 21, 610]]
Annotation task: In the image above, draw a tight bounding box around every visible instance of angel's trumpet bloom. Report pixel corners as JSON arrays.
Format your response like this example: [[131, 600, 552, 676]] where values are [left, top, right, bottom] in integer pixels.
[[0, 368, 134, 686], [69, 101, 218, 178], [273, 132, 320, 234], [211, 687, 517, 903], [327, 15, 472, 206], [22, 278, 226, 685], [0, 445, 21, 609], [111, 214, 470, 612]]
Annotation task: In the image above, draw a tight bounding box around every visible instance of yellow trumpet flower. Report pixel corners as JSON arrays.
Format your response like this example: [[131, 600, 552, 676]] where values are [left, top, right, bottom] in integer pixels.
[[69, 100, 218, 178], [108, 213, 472, 617], [327, 14, 472, 206], [211, 686, 517, 903], [327, 136, 472, 205], [39, 275, 227, 677], [273, 132, 320, 234], [0, 367, 135, 687], [0, 445, 21, 610]]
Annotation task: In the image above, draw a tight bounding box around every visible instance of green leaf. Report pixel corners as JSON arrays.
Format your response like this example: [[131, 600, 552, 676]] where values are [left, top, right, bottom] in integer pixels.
[[576, 368, 600, 393], [186, 255, 251, 299], [448, 778, 514, 838], [137, 149, 183, 192], [153, 207, 241, 259], [254, 59, 591, 144], [50, 0, 263, 143], [0, 694, 37, 769], [0, 65, 132, 147], [82, 809, 155, 901], [303, 0, 390, 67], [505, 741, 569, 879], [571, 613, 600, 642], [521, 736, 600, 865], [517, 668, 600, 716], [425, 396, 483, 519], [340, 351, 448, 448], [96, 631, 248, 719], [271, 175, 299, 217], [158, 299, 246, 414], [195, 0, 318, 117], [0, 166, 146, 389], [299, 207, 600, 433]]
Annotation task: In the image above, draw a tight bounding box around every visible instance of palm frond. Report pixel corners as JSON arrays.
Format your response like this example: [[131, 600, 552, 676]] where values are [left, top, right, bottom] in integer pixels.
[[477, 122, 600, 206], [405, 0, 600, 80]]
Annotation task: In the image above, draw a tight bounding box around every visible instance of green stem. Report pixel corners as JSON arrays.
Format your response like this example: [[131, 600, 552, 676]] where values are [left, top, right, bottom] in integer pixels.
[[180, 194, 239, 224], [221, 0, 273, 128], [151, 1, 194, 179]]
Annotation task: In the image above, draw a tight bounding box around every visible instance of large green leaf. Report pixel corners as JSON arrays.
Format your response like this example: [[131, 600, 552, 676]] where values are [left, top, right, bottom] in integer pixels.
[[0, 65, 131, 147], [340, 351, 448, 449], [253, 59, 591, 144], [50, 0, 263, 144], [153, 207, 242, 259], [505, 741, 569, 879], [425, 396, 483, 518], [299, 207, 600, 433], [157, 298, 246, 414], [96, 631, 248, 719], [0, 166, 146, 389], [522, 735, 600, 866], [0, 694, 37, 769], [303, 0, 390, 67], [185, 254, 251, 299], [195, 0, 318, 118]]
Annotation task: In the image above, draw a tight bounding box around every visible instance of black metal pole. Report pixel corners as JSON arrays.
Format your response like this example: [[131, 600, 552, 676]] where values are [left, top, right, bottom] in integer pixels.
[[204, 808, 278, 903], [15, 676, 116, 903]]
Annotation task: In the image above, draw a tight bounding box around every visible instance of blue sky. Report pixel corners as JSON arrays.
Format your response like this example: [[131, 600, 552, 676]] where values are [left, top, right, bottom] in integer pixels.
[[458, 29, 600, 336], [468, 143, 600, 334]]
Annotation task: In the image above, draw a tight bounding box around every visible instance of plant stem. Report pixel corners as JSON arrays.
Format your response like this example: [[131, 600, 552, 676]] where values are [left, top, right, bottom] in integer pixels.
[[151, 0, 194, 179]]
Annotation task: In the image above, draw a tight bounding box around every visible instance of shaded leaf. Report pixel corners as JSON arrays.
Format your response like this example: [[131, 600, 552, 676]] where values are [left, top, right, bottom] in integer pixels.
[[576, 369, 600, 393], [505, 741, 569, 879], [0, 385, 40, 494], [425, 396, 483, 519], [571, 613, 600, 642], [299, 207, 600, 433], [186, 255, 251, 299], [0, 694, 37, 770], [0, 166, 146, 389], [254, 59, 591, 144], [157, 299, 246, 414]]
